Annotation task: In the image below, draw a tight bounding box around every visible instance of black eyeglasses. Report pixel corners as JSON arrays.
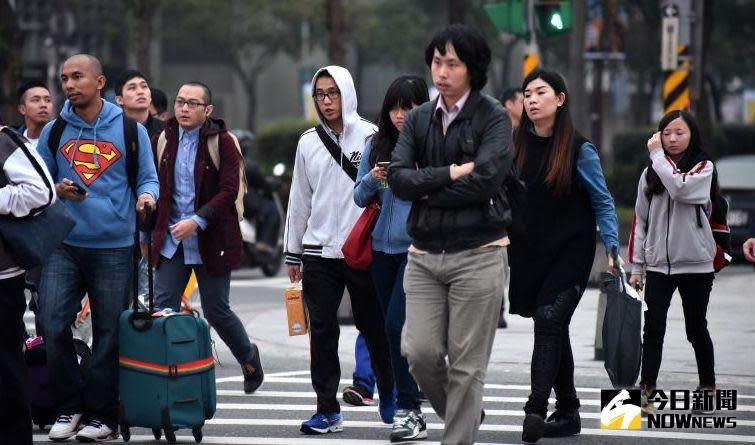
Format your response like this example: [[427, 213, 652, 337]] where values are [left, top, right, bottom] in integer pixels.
[[313, 90, 341, 102], [174, 98, 207, 109]]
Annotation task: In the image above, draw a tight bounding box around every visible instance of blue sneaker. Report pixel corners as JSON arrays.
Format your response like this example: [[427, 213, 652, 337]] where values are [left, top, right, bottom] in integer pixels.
[[300, 412, 343, 435]]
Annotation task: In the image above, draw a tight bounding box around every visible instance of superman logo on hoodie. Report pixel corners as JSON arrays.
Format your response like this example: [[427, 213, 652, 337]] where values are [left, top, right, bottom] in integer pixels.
[[60, 139, 122, 186]]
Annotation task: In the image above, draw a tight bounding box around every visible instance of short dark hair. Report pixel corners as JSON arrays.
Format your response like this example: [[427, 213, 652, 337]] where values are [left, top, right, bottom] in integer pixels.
[[500, 87, 522, 105], [17, 79, 49, 105], [150, 88, 168, 114], [115, 70, 148, 97], [181, 81, 212, 105], [314, 69, 333, 83], [424, 24, 491, 91]]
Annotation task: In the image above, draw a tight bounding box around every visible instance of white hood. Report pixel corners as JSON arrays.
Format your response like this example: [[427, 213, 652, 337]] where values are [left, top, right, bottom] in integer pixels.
[[311, 65, 360, 134], [284, 66, 377, 263]]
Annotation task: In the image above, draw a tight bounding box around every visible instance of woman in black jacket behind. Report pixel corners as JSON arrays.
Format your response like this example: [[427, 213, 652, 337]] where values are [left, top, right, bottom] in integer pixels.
[[507, 70, 621, 443]]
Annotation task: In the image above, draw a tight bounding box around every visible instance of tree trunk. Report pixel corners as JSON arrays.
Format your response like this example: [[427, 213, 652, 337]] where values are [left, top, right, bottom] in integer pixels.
[[244, 77, 258, 131], [448, 0, 466, 24], [134, 0, 153, 77], [327, 0, 346, 65]]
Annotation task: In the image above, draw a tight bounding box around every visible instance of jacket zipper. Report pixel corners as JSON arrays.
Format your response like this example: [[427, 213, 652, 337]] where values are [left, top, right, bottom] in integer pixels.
[[386, 192, 393, 251], [666, 194, 672, 274], [438, 120, 448, 251], [335, 132, 341, 252]]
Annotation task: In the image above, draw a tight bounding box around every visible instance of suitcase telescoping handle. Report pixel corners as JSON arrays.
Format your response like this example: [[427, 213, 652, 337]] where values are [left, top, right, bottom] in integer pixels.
[[130, 202, 155, 331]]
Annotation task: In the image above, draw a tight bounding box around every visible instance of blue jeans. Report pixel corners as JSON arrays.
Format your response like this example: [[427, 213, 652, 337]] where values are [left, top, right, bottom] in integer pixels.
[[40, 244, 133, 427], [353, 333, 375, 396], [371, 251, 420, 410], [154, 245, 255, 365]]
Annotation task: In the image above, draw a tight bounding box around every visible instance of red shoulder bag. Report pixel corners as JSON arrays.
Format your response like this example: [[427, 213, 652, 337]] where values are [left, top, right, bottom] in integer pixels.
[[342, 200, 381, 270]]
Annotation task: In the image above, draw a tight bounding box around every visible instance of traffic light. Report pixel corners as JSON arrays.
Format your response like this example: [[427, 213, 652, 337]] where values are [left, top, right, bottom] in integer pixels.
[[484, 0, 528, 37], [535, 1, 572, 36]]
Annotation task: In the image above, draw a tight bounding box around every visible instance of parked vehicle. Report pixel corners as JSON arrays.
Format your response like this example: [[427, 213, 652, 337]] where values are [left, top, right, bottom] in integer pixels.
[[716, 155, 755, 262], [240, 162, 286, 276]]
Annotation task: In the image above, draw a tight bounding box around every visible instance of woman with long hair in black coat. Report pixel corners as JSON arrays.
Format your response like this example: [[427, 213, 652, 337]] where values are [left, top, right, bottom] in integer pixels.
[[507, 70, 621, 443]]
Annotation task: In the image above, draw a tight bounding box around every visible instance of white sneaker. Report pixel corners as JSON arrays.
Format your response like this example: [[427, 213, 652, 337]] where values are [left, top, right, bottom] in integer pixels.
[[48, 413, 83, 441], [75, 419, 118, 442]]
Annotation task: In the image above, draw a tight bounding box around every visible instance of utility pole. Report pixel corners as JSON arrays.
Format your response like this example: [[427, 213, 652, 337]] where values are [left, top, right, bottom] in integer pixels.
[[660, 0, 692, 114], [568, 0, 587, 133], [523, 0, 540, 78], [690, 0, 705, 116]]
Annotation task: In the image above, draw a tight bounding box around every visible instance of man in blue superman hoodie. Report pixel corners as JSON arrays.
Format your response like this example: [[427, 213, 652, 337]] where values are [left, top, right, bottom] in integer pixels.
[[35, 54, 159, 442]]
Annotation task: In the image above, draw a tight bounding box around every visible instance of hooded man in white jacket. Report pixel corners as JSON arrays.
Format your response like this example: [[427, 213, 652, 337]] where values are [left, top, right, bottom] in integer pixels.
[[284, 66, 395, 435]]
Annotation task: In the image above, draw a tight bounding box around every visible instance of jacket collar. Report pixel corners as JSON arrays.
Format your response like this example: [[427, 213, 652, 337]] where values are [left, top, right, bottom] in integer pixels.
[[431, 89, 482, 124], [165, 116, 226, 140]]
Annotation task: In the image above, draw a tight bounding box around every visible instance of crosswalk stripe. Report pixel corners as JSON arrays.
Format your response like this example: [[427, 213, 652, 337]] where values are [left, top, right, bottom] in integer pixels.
[[214, 403, 755, 427], [231, 277, 291, 289], [218, 375, 755, 399], [217, 390, 755, 412], [205, 418, 755, 442], [32, 435, 520, 445], [216, 371, 310, 382]]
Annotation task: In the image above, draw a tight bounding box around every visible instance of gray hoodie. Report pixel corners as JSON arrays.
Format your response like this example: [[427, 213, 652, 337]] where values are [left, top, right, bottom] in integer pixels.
[[283, 66, 376, 265], [629, 148, 715, 275]]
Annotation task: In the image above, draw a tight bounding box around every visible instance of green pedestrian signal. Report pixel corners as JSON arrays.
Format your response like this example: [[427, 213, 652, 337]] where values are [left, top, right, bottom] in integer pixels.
[[535, 1, 572, 36]]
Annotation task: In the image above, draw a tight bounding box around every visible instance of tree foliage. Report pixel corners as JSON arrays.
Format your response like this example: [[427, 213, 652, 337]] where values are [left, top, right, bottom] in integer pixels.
[[162, 0, 320, 129]]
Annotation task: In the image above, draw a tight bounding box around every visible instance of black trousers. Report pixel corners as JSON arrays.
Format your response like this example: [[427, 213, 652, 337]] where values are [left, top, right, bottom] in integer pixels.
[[0, 274, 32, 445], [302, 256, 394, 413], [524, 286, 581, 418], [641, 271, 715, 388]]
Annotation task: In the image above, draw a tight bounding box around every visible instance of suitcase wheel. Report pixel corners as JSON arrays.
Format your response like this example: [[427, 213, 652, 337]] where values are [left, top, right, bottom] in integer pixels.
[[165, 427, 176, 444], [118, 403, 130, 442], [192, 427, 202, 443], [152, 428, 162, 440]]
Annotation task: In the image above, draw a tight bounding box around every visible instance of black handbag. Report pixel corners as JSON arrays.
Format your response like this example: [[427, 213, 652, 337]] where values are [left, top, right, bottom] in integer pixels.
[[0, 127, 76, 269], [0, 200, 76, 269]]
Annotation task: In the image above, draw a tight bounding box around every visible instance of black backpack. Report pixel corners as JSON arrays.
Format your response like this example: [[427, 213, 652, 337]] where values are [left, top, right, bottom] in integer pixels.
[[46, 113, 140, 197]]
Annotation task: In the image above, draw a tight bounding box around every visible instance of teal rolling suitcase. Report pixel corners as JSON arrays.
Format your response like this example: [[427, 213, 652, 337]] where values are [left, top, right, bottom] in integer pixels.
[[118, 310, 216, 443], [118, 208, 216, 443]]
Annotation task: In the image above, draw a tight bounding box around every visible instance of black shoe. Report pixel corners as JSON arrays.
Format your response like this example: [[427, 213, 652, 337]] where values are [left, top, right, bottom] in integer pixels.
[[521, 413, 545, 444], [418, 390, 428, 403], [480, 409, 486, 424], [498, 314, 508, 329], [243, 344, 264, 394], [543, 410, 581, 438]]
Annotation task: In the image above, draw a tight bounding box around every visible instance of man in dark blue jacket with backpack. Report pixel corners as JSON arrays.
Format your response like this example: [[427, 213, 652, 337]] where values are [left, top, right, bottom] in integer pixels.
[[36, 54, 158, 442]]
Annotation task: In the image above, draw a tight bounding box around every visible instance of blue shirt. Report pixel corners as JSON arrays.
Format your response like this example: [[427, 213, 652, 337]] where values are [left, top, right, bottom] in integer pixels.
[[353, 139, 413, 254], [161, 126, 208, 264], [577, 142, 620, 257]]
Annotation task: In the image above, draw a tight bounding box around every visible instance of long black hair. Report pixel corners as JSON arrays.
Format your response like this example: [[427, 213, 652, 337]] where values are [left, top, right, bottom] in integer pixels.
[[369, 75, 429, 167], [645, 110, 719, 197], [514, 69, 576, 195]]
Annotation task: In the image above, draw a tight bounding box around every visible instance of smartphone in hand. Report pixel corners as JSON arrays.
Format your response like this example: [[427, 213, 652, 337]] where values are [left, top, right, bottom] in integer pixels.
[[377, 161, 390, 169], [71, 182, 87, 196]]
